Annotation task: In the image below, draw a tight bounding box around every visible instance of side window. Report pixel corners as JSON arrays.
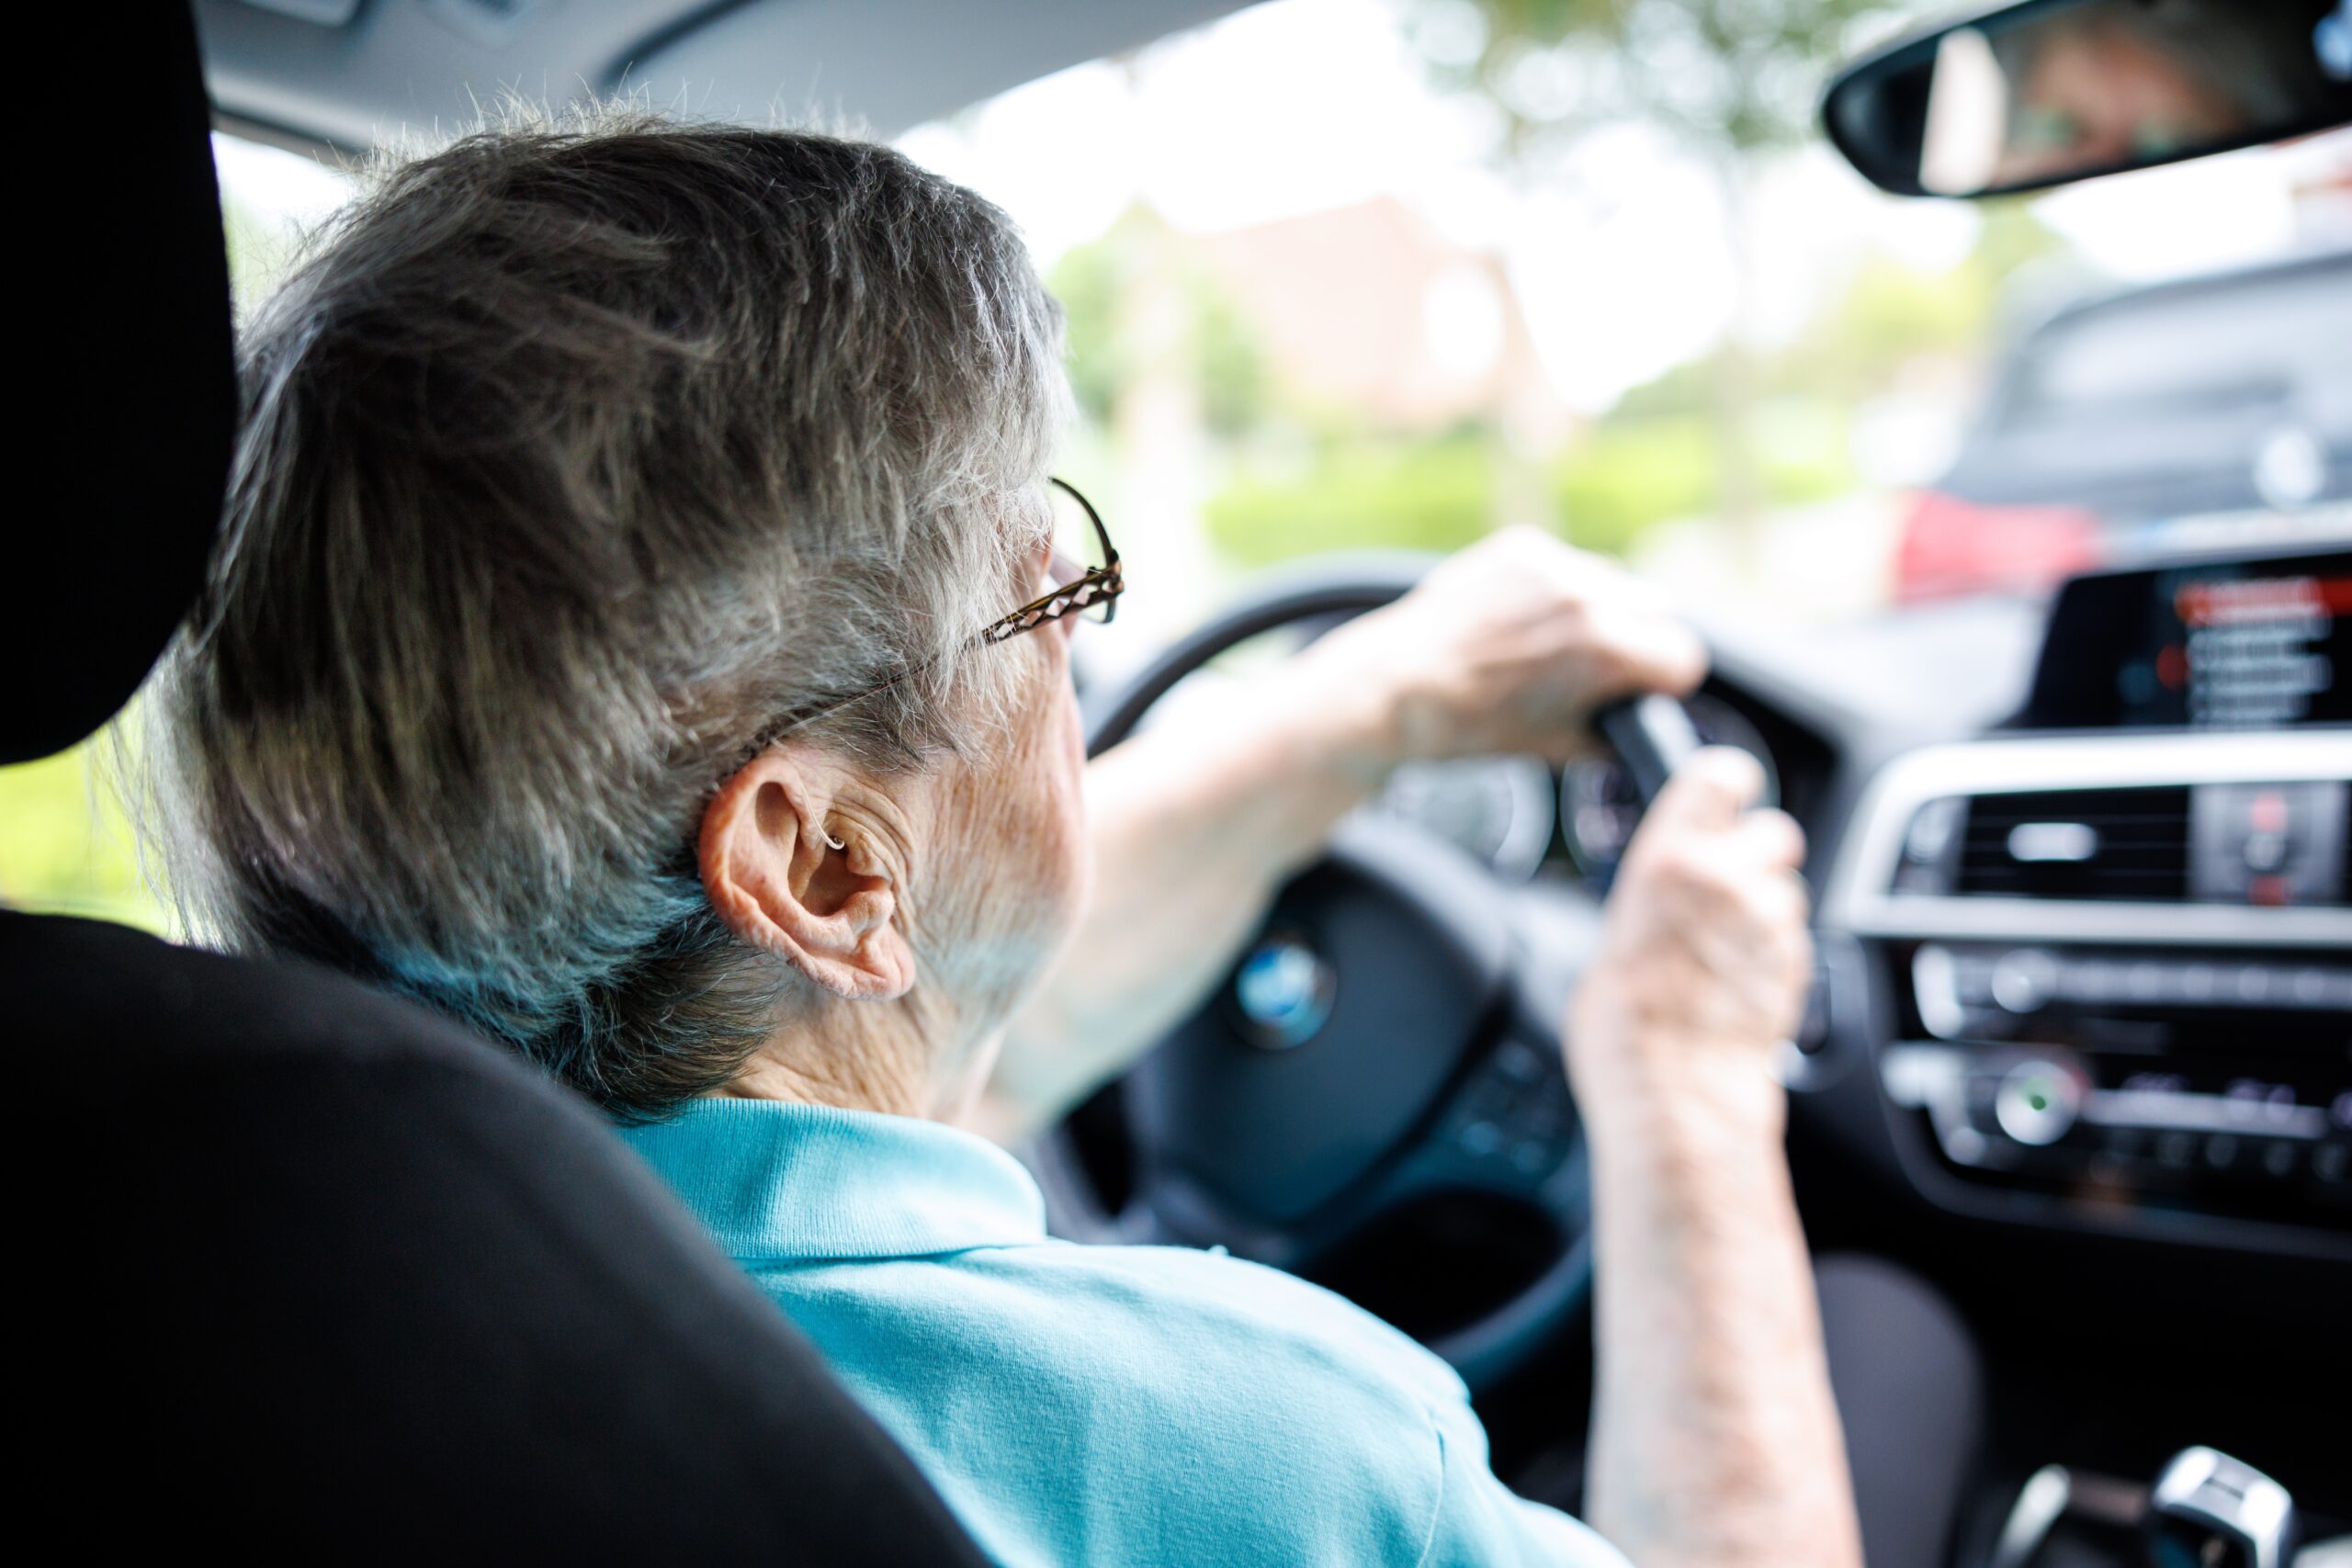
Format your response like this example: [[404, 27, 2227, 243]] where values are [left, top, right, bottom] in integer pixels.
[[0, 135, 351, 931]]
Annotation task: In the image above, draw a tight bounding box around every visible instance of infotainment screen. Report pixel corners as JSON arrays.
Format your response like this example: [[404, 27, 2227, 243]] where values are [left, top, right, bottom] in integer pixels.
[[2021, 549, 2352, 729]]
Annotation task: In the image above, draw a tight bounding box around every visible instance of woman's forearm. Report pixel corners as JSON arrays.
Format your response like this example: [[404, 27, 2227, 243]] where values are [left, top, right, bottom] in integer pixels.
[[970, 528, 1707, 1146], [973, 656, 1394, 1144], [1580, 1057, 1862, 1568]]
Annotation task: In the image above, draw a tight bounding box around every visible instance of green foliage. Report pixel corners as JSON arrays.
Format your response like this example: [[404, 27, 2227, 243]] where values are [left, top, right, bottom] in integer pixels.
[[1201, 408, 1856, 573], [1196, 293, 1269, 439], [1406, 0, 1931, 544], [1555, 405, 1852, 556], [1777, 205, 2064, 398], [0, 739, 165, 930], [1074, 12, 2059, 580], [1609, 355, 1718, 421], [1416, 0, 1906, 160], [220, 196, 322, 315], [1049, 214, 1270, 439], [1593, 204, 2065, 422], [1552, 417, 1714, 553], [1206, 434, 1498, 568], [6, 198, 288, 930], [1049, 235, 1124, 429]]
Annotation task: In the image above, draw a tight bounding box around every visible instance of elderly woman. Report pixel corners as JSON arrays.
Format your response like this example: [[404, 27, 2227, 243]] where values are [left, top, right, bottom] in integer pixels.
[[150, 122, 1859, 1568]]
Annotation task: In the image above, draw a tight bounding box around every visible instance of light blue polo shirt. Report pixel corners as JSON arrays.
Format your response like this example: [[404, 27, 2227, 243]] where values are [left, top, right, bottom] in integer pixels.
[[619, 1099, 1630, 1568]]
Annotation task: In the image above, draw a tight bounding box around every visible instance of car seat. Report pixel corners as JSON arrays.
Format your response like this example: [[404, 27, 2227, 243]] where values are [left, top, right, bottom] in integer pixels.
[[12, 9, 989, 1560]]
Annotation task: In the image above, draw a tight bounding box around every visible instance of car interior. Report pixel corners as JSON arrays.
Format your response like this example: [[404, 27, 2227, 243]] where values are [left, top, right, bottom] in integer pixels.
[[18, 1, 2350, 1562]]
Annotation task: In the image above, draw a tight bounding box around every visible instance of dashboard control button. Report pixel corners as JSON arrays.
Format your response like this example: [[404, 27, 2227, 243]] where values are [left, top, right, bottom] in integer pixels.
[[1995, 1061, 2080, 1146], [2202, 1134, 2240, 1172], [2154, 1132, 2198, 1170], [1991, 949, 2060, 1013], [2098, 1126, 2148, 1160], [2315, 1144, 2350, 1186], [2257, 1141, 2299, 1180], [2242, 827, 2288, 874], [2066, 959, 2116, 1002], [2192, 780, 2349, 906]]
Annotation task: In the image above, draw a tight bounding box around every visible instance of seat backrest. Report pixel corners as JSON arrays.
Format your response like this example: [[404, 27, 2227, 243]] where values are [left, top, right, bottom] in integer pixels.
[[21, 910, 987, 1560], [17, 11, 986, 1560]]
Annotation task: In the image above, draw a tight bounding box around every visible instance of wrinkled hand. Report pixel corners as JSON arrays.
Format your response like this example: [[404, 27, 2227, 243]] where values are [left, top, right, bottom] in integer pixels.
[[1566, 749, 1812, 1136], [1301, 526, 1707, 767]]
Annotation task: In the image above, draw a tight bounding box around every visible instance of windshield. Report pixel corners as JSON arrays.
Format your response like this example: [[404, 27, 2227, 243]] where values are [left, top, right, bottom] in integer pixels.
[[6, 0, 2350, 927], [0, 130, 355, 930], [895, 0, 2352, 651], [2003, 259, 2352, 418]]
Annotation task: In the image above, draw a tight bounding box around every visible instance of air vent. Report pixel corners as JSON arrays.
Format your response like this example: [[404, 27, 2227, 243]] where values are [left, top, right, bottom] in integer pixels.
[[1955, 786, 2192, 900]]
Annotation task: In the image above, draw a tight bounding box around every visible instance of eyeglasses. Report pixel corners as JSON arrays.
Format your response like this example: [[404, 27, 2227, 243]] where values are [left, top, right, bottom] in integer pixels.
[[729, 478, 1123, 761], [980, 478, 1124, 643]]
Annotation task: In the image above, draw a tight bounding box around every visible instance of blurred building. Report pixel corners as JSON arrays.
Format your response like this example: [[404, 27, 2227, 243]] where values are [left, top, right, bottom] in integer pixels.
[[1081, 198, 1578, 640], [1193, 197, 1576, 446]]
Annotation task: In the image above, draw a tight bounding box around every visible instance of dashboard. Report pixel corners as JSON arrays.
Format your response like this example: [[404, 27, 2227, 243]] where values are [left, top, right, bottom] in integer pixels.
[[1137, 541, 2350, 1266], [1362, 544, 2352, 1258], [1821, 545, 2352, 1259]]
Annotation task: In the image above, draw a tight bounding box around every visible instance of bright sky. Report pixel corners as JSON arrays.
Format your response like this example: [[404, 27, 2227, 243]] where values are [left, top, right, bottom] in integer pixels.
[[903, 0, 2337, 412], [215, 0, 2347, 415], [214, 130, 352, 225]]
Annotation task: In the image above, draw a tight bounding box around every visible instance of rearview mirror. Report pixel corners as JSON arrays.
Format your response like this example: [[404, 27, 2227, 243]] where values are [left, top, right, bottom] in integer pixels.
[[1824, 0, 2352, 197]]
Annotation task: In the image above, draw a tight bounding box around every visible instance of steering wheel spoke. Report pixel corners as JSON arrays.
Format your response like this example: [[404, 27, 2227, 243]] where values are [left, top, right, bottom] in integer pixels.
[[1057, 568, 1610, 1389]]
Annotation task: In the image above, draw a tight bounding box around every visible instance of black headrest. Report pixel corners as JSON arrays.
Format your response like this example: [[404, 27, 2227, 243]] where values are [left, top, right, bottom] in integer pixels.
[[7, 4, 234, 764]]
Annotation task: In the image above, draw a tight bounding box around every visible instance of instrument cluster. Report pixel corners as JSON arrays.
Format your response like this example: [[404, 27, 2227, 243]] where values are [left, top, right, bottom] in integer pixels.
[[1365, 692, 1789, 891]]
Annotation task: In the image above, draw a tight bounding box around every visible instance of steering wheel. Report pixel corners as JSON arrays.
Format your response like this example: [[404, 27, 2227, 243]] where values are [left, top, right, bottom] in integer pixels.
[[1061, 562, 1610, 1391]]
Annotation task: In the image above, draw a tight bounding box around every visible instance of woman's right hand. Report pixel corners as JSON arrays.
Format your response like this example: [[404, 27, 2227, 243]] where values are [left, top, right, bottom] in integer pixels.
[[1566, 747, 1813, 1144], [1567, 748, 1865, 1568]]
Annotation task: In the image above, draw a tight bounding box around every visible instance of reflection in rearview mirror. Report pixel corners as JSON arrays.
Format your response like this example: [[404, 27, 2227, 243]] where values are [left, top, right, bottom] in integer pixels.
[[1825, 0, 2352, 198]]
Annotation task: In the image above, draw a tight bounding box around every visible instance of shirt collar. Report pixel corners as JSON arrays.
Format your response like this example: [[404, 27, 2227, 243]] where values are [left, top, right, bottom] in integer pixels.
[[616, 1098, 1048, 1262]]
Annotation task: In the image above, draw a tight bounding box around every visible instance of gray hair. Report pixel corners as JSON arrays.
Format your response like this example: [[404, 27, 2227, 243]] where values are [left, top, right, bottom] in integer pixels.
[[141, 115, 1068, 1118]]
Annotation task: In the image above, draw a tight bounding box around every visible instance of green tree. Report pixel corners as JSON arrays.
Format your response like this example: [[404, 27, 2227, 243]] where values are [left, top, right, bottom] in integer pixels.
[[1206, 433, 1498, 568], [1411, 0, 1912, 554], [1774, 218, 2045, 401], [1418, 0, 1899, 158], [0, 740, 164, 930], [1048, 209, 1269, 441]]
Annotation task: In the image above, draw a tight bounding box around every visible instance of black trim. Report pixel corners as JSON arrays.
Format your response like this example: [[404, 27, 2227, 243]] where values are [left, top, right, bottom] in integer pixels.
[[1820, 0, 2352, 200]]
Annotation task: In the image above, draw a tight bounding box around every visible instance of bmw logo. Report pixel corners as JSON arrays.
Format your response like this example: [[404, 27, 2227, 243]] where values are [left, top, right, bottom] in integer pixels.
[[1232, 935, 1335, 1050]]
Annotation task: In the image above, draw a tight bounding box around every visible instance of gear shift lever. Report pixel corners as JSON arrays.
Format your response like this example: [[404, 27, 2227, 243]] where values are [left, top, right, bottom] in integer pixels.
[[2147, 1447, 2297, 1568]]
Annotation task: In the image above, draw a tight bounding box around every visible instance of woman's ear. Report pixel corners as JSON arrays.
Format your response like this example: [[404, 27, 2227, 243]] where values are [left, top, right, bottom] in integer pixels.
[[698, 750, 916, 1002]]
